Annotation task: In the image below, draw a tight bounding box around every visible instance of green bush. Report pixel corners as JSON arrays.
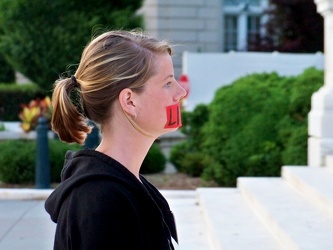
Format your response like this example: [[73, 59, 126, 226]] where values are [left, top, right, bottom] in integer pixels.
[[203, 68, 322, 186], [0, 83, 42, 121], [140, 143, 166, 174], [170, 143, 212, 177], [178, 152, 211, 177], [170, 104, 209, 176], [282, 125, 308, 165], [170, 141, 189, 172], [0, 140, 35, 183], [0, 139, 80, 184], [0, 139, 166, 184], [49, 140, 81, 182], [0, 122, 5, 131], [171, 67, 323, 186], [280, 67, 323, 164]]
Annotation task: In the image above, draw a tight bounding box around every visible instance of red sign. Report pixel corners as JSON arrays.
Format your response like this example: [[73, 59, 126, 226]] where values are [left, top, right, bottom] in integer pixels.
[[178, 74, 190, 99]]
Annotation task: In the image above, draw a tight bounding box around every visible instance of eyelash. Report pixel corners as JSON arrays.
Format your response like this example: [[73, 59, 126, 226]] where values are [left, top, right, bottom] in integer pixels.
[[165, 82, 172, 88]]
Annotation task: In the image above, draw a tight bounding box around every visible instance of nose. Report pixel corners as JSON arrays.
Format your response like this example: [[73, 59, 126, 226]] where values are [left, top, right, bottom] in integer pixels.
[[175, 81, 187, 101]]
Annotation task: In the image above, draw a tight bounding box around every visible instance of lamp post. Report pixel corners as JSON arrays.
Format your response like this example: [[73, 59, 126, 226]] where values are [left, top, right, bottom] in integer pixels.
[[35, 116, 50, 189]]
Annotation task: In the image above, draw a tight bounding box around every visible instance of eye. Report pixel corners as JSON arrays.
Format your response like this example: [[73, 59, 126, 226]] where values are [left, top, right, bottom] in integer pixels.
[[165, 82, 172, 88]]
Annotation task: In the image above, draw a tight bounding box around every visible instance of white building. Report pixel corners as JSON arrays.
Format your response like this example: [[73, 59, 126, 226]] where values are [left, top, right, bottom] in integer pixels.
[[140, 0, 269, 76]]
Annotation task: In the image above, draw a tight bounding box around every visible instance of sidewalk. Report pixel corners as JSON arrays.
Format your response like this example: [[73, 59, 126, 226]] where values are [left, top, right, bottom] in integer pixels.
[[0, 199, 55, 250], [0, 189, 213, 250]]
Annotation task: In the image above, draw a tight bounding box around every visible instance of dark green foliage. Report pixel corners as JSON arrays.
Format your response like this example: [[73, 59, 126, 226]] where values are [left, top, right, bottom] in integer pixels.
[[181, 104, 210, 136], [289, 67, 324, 119], [171, 67, 323, 186], [0, 138, 166, 184], [49, 140, 81, 183], [0, 139, 80, 184], [0, 0, 143, 92], [170, 140, 212, 177], [0, 53, 15, 83], [0, 83, 41, 121], [177, 151, 212, 177], [170, 142, 189, 172], [140, 143, 166, 174], [282, 125, 308, 165], [0, 140, 35, 183], [170, 104, 209, 176], [250, 0, 323, 53]]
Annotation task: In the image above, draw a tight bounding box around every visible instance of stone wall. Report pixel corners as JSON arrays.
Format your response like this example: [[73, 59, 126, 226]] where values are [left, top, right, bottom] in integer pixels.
[[139, 0, 223, 77]]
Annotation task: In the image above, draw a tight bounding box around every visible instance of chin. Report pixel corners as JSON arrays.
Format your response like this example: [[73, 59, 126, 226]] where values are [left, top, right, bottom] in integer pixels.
[[161, 126, 180, 135]]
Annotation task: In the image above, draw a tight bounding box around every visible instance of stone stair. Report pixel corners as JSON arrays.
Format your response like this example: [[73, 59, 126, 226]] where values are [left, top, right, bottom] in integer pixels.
[[197, 166, 333, 250], [1, 165, 332, 250], [325, 155, 333, 174]]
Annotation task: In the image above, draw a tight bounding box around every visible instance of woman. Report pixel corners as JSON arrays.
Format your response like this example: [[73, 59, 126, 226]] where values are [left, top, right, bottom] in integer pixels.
[[45, 30, 186, 250]]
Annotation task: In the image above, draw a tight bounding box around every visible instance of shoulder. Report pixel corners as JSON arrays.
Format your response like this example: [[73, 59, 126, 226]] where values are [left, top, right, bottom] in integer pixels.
[[71, 178, 143, 209], [56, 180, 149, 250]]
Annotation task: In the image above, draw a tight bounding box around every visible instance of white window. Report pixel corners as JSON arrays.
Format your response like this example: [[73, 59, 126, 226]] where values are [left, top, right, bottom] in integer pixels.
[[223, 0, 266, 51], [224, 15, 238, 51], [247, 15, 261, 46]]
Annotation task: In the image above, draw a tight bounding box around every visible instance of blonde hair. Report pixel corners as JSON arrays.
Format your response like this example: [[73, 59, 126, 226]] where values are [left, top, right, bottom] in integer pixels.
[[51, 30, 172, 145]]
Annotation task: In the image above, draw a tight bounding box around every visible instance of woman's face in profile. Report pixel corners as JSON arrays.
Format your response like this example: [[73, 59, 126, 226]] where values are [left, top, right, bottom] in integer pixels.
[[134, 52, 186, 137]]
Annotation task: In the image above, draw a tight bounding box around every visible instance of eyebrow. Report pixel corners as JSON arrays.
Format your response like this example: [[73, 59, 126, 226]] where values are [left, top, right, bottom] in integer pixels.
[[162, 74, 174, 81]]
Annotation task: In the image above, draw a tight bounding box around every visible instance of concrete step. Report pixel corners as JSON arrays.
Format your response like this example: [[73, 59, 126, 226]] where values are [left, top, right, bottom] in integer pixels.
[[238, 177, 333, 250], [282, 166, 333, 220], [197, 188, 282, 250], [325, 155, 333, 173], [160, 190, 214, 250]]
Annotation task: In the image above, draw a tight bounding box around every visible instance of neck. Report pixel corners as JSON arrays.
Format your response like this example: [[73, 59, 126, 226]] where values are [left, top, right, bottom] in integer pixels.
[[95, 114, 156, 179], [122, 109, 155, 138]]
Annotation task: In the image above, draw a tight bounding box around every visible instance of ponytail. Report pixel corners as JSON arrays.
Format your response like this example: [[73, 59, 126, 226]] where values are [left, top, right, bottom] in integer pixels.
[[51, 77, 92, 145]]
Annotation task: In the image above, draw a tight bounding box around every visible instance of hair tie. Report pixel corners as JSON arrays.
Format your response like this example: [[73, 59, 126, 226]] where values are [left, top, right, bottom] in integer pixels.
[[71, 75, 79, 88]]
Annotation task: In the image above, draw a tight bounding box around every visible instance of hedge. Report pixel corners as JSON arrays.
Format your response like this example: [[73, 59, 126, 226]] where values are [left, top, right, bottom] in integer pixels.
[[0, 139, 165, 184], [140, 143, 166, 174], [0, 139, 80, 184]]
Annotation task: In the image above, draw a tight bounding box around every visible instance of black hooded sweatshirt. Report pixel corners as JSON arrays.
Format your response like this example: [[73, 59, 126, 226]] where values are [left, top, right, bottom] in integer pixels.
[[45, 149, 178, 250]]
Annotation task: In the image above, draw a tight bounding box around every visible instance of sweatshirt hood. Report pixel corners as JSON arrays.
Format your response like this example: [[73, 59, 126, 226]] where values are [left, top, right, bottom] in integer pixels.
[[44, 149, 147, 223]]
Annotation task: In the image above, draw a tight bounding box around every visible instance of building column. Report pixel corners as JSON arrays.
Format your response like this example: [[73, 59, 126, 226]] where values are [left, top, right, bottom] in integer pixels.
[[237, 12, 247, 51], [308, 0, 333, 166]]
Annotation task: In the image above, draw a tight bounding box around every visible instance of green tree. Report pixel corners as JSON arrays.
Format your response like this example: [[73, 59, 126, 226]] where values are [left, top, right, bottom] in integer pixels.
[[0, 0, 143, 92], [0, 53, 15, 83]]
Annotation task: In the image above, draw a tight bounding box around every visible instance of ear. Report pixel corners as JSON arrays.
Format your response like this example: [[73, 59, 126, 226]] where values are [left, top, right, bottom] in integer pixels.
[[118, 88, 137, 117]]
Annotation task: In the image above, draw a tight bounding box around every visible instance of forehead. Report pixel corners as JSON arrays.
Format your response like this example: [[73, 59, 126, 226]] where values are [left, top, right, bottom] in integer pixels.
[[152, 53, 174, 78], [141, 53, 174, 91]]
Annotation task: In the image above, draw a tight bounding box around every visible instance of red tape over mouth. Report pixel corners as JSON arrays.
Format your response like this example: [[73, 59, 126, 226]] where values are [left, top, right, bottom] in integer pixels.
[[164, 103, 182, 128]]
